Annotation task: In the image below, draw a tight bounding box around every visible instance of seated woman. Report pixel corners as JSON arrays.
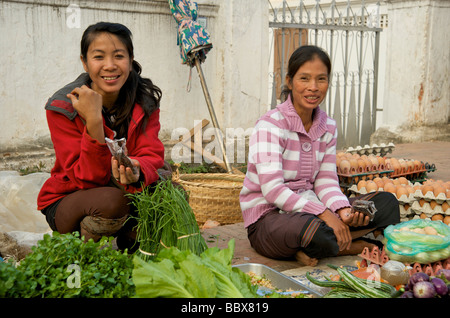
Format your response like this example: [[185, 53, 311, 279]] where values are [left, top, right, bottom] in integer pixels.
[[37, 22, 165, 250], [240, 45, 400, 266]]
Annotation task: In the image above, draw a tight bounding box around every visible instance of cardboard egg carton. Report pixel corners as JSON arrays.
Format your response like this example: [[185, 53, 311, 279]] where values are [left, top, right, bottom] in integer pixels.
[[348, 184, 416, 205], [411, 200, 450, 217], [399, 204, 414, 219], [413, 189, 449, 205], [346, 143, 395, 157], [358, 246, 450, 277]]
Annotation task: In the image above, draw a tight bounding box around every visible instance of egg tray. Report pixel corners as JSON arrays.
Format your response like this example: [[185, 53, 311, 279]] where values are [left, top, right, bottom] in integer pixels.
[[358, 246, 450, 277], [345, 143, 395, 157], [413, 189, 449, 205], [389, 163, 436, 183], [410, 200, 450, 217], [348, 185, 416, 205], [338, 170, 393, 195]]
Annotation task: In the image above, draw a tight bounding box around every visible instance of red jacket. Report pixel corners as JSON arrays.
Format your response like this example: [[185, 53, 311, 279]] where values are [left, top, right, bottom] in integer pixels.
[[37, 73, 165, 211]]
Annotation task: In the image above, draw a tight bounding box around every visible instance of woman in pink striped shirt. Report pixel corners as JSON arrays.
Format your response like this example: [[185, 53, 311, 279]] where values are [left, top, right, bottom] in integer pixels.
[[240, 46, 399, 266]]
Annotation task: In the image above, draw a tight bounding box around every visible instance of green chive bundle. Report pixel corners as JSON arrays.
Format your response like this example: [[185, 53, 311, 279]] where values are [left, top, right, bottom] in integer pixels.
[[128, 179, 207, 261]]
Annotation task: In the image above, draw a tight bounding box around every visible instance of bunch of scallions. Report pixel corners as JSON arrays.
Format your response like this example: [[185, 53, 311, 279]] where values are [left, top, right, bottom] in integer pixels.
[[127, 179, 207, 261]]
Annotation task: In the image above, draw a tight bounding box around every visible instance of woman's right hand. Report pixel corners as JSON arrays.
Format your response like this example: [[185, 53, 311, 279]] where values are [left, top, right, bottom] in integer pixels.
[[67, 85, 105, 143], [318, 209, 352, 251]]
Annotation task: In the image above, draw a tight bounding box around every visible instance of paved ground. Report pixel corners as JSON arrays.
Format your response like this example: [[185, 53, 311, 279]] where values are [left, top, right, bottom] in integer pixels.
[[201, 141, 450, 287]]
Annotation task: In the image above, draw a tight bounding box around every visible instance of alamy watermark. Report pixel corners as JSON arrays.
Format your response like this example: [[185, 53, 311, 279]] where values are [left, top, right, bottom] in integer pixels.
[[66, 264, 81, 288], [66, 4, 81, 29]]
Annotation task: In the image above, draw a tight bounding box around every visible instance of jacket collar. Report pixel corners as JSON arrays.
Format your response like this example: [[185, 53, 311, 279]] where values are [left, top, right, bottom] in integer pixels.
[[276, 95, 329, 140]]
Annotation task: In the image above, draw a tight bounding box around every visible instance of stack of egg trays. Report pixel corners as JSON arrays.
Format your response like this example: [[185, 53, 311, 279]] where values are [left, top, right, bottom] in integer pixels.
[[338, 169, 393, 197], [345, 143, 395, 157]]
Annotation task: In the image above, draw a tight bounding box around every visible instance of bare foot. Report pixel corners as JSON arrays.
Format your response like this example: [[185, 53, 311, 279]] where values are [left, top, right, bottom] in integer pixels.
[[295, 250, 318, 266]]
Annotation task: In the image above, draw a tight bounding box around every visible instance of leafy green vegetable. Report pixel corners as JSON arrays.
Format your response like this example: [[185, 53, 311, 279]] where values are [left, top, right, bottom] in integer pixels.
[[0, 232, 135, 298], [132, 239, 259, 298], [127, 180, 207, 261]]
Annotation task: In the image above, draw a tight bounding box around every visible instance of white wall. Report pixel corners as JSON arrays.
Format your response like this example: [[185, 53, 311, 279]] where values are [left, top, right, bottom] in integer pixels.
[[382, 0, 450, 128], [0, 0, 269, 154]]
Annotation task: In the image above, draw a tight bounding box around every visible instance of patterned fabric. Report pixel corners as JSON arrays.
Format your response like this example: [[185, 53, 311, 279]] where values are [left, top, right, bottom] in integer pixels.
[[168, 0, 212, 67], [239, 95, 351, 228]]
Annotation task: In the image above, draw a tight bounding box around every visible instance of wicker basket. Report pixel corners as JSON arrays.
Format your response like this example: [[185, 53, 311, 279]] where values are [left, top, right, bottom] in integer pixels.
[[172, 172, 245, 225]]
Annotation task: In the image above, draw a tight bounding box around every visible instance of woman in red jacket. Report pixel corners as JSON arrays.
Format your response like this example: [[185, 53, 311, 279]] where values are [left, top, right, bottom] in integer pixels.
[[38, 22, 165, 250]]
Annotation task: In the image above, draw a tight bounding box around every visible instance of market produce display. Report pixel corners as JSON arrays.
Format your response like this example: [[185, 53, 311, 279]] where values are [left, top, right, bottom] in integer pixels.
[[306, 264, 404, 298], [400, 270, 450, 298], [132, 239, 260, 298], [0, 232, 135, 298]]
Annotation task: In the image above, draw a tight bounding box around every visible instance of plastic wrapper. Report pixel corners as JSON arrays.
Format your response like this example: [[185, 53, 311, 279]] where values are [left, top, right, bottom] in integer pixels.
[[380, 260, 411, 286], [105, 137, 138, 175], [383, 219, 450, 264]]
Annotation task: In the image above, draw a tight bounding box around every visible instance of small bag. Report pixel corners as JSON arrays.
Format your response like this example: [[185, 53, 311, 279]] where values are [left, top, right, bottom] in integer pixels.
[[105, 137, 138, 174], [352, 199, 377, 220]]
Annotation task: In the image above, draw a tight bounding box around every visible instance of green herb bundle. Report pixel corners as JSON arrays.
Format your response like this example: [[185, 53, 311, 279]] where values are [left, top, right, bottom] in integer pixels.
[[128, 179, 207, 261], [0, 232, 135, 298]]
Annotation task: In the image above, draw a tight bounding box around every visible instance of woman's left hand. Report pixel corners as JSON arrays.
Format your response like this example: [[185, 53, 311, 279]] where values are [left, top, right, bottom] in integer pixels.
[[338, 208, 370, 227], [111, 157, 141, 184]]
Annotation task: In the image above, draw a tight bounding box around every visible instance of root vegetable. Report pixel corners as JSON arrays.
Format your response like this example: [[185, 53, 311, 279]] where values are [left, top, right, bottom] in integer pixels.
[[413, 281, 436, 298], [435, 269, 450, 281], [431, 277, 448, 296], [408, 272, 430, 289]]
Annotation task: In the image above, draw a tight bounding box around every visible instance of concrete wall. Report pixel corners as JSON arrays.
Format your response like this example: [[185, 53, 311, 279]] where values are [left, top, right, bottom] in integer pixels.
[[372, 0, 450, 143], [0, 0, 269, 157]]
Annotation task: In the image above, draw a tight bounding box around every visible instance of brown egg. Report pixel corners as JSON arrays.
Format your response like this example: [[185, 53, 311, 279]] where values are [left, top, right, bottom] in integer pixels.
[[339, 160, 351, 174], [444, 182, 450, 191], [349, 158, 358, 170], [384, 183, 397, 194], [406, 161, 415, 172], [442, 202, 449, 212], [420, 213, 428, 219], [345, 153, 354, 160], [429, 200, 438, 210], [433, 185, 446, 197], [405, 185, 415, 195], [419, 199, 427, 207], [413, 184, 422, 192], [396, 186, 409, 198], [357, 159, 367, 173], [431, 214, 444, 222], [398, 177, 408, 186], [421, 185, 434, 196], [413, 160, 422, 171], [357, 180, 367, 191], [404, 203, 410, 210], [366, 180, 378, 192], [444, 215, 450, 225], [374, 178, 384, 189], [392, 178, 401, 186], [377, 156, 386, 167]]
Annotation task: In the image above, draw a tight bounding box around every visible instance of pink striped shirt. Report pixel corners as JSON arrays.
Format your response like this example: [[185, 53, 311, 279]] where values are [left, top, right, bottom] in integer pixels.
[[240, 96, 350, 228]]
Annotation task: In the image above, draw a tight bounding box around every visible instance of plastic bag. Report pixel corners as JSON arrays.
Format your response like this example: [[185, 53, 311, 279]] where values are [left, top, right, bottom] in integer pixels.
[[105, 137, 138, 174], [384, 219, 450, 263]]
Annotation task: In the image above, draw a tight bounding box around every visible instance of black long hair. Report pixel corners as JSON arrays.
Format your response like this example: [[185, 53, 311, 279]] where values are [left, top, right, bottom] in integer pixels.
[[80, 22, 162, 138], [280, 45, 331, 103]]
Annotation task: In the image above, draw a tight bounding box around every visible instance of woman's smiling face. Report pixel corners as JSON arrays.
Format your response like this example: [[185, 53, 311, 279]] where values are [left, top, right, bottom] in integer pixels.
[[287, 56, 329, 114], [81, 32, 132, 106]]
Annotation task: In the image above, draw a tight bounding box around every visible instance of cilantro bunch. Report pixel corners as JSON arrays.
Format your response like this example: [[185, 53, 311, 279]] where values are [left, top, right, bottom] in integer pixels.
[[0, 232, 135, 298]]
